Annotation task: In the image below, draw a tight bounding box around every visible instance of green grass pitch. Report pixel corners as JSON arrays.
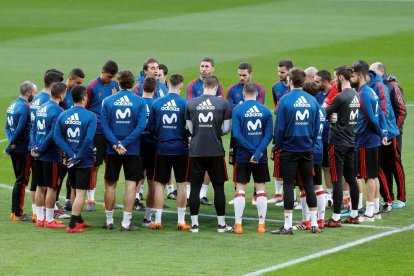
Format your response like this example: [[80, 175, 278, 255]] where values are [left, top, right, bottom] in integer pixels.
[[0, 0, 413, 275]]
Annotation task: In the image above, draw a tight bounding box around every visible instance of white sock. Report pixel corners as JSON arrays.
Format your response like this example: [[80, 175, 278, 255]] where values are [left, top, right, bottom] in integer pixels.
[[87, 189, 95, 201], [144, 207, 153, 221], [300, 192, 309, 221], [186, 184, 191, 199], [36, 206, 44, 222], [105, 209, 114, 224], [32, 204, 36, 215], [54, 203, 58, 211], [256, 190, 267, 224], [65, 199, 70, 203], [275, 180, 283, 195], [351, 209, 358, 218], [293, 189, 297, 201], [234, 191, 246, 224], [122, 211, 132, 228], [154, 208, 162, 224], [316, 189, 326, 220], [327, 188, 333, 196], [135, 192, 140, 199], [374, 198, 380, 214], [139, 185, 144, 195], [309, 210, 317, 227], [200, 184, 209, 199], [46, 208, 54, 223], [365, 201, 374, 217], [217, 215, 226, 226], [167, 184, 175, 194], [191, 215, 199, 226], [177, 207, 186, 224], [332, 213, 341, 221], [358, 193, 363, 209], [284, 212, 293, 230]]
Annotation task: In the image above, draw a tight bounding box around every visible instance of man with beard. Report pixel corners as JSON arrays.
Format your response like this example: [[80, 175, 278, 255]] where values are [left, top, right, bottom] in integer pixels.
[[324, 66, 360, 227], [350, 64, 388, 222], [270, 59, 294, 206], [5, 81, 36, 221], [226, 62, 265, 205]]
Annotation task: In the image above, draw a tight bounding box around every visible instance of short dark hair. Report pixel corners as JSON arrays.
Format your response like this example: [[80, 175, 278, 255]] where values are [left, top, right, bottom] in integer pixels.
[[117, 70, 135, 90], [315, 70, 332, 82], [303, 81, 319, 97], [20, 81, 35, 96], [169, 74, 184, 88], [204, 75, 219, 89], [349, 63, 367, 78], [288, 68, 306, 88], [69, 68, 85, 79], [238, 62, 252, 73], [278, 59, 294, 70], [352, 60, 369, 73], [201, 57, 215, 67], [143, 77, 157, 93], [143, 58, 159, 71], [44, 69, 64, 87], [243, 82, 257, 95], [334, 66, 351, 81], [102, 60, 118, 75], [71, 85, 87, 103], [159, 64, 168, 75], [51, 82, 67, 98]]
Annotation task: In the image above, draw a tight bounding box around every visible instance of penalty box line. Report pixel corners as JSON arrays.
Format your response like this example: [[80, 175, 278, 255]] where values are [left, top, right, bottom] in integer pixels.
[[244, 223, 414, 276]]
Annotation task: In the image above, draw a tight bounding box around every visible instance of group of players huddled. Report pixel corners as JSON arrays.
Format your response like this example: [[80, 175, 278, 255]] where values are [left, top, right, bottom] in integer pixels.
[[5, 56, 407, 234]]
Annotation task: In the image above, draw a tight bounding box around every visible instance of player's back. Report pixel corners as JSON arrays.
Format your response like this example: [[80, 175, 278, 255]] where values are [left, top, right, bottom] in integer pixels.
[[6, 97, 30, 153], [186, 95, 230, 157]]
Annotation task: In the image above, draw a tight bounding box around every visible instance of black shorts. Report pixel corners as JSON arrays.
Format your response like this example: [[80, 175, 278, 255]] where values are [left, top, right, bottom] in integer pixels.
[[29, 156, 38, 191], [32, 160, 61, 188], [104, 154, 143, 182], [68, 167, 94, 190], [233, 162, 270, 184], [93, 134, 107, 167], [322, 143, 330, 167], [141, 154, 155, 180], [188, 156, 228, 184], [153, 155, 188, 183], [313, 164, 322, 186], [356, 147, 379, 180]]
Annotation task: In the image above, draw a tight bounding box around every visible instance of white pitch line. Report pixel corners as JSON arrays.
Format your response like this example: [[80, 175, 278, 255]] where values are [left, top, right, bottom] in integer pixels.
[[245, 223, 414, 276], [0, 183, 398, 230]]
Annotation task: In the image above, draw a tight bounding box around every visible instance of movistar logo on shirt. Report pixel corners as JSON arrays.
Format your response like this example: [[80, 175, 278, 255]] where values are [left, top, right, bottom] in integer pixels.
[[319, 109, 325, 122], [294, 96, 310, 107], [349, 96, 360, 108], [67, 127, 80, 141], [163, 113, 178, 124], [7, 116, 13, 126], [295, 109, 310, 125], [245, 105, 263, 117], [37, 119, 46, 130], [114, 95, 133, 106], [196, 99, 215, 110], [65, 113, 81, 125], [37, 106, 48, 118], [7, 103, 16, 114], [247, 119, 262, 132], [161, 100, 179, 111]]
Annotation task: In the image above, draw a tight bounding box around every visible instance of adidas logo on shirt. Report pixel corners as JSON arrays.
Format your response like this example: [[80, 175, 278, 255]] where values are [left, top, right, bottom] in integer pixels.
[[161, 99, 179, 111], [37, 106, 48, 117], [196, 99, 215, 110], [31, 98, 41, 109], [293, 96, 310, 107], [65, 113, 82, 125], [114, 95, 133, 106], [349, 95, 360, 108], [245, 105, 263, 117], [7, 103, 16, 114]]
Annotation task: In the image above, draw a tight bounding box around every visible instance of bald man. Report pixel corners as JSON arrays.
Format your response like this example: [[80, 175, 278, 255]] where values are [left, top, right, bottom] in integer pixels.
[[305, 67, 318, 82]]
